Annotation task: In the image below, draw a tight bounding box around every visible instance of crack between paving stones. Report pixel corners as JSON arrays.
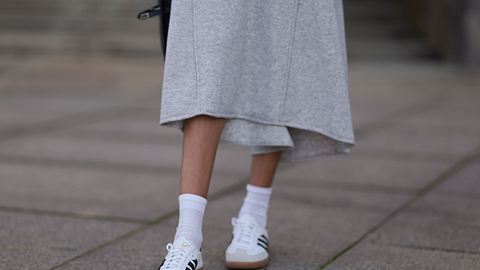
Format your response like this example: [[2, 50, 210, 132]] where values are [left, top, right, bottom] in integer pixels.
[[318, 145, 480, 270], [47, 177, 250, 270], [384, 243, 480, 256], [353, 92, 449, 140], [0, 106, 155, 142], [0, 90, 444, 143], [0, 205, 151, 225], [350, 147, 460, 163], [0, 154, 240, 177]]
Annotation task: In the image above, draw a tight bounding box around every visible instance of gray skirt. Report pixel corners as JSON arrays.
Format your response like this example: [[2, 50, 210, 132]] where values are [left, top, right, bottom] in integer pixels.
[[159, 0, 355, 162]]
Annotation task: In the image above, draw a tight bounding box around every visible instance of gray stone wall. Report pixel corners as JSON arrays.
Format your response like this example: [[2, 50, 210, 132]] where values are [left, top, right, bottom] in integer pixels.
[[405, 0, 480, 64], [464, 0, 480, 64]]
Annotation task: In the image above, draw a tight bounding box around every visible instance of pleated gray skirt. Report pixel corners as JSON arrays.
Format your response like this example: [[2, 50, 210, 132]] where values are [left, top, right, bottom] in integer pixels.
[[159, 0, 355, 162]]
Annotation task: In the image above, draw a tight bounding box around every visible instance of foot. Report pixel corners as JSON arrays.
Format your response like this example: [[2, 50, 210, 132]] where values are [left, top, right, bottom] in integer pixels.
[[157, 236, 203, 270], [225, 213, 270, 269]]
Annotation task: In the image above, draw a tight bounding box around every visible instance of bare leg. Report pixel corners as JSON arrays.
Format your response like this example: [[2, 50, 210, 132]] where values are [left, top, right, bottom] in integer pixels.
[[180, 115, 227, 198], [249, 150, 282, 187]]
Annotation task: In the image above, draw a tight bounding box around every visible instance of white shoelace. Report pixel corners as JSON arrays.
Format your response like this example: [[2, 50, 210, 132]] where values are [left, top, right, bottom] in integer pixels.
[[162, 242, 188, 269], [231, 217, 256, 249]]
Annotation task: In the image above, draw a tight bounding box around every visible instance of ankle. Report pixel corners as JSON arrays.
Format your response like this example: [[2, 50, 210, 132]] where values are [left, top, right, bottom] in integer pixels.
[[174, 193, 207, 251], [238, 184, 273, 228]]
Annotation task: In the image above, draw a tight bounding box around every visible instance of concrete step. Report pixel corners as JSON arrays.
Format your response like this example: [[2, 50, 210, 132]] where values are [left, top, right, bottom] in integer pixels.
[[347, 38, 433, 61], [0, 0, 432, 60], [0, 30, 161, 57], [343, 0, 431, 59], [0, 16, 151, 33]]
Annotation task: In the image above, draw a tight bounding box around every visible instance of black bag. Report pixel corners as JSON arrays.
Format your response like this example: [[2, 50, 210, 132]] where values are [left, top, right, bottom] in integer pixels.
[[137, 0, 172, 58]]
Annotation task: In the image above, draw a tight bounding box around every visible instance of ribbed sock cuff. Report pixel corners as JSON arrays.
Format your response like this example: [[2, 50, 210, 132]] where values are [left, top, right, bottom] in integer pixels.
[[246, 183, 273, 194], [178, 193, 207, 213]]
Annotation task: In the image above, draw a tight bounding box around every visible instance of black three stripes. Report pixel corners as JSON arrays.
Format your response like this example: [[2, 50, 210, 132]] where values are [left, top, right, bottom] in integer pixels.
[[257, 234, 269, 251], [157, 258, 198, 270], [186, 259, 199, 270], [229, 233, 269, 252], [157, 258, 165, 270]]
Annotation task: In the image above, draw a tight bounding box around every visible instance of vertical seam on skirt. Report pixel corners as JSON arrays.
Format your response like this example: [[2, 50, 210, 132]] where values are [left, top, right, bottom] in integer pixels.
[[333, 0, 348, 85], [192, 0, 201, 112], [333, 0, 354, 140], [280, 0, 301, 121]]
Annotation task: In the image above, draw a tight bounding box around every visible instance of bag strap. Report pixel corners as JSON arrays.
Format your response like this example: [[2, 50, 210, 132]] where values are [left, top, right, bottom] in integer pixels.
[[137, 1, 171, 21]]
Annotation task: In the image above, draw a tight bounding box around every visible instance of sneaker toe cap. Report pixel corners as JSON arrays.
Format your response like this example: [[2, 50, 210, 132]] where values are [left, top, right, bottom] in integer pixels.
[[226, 246, 268, 262]]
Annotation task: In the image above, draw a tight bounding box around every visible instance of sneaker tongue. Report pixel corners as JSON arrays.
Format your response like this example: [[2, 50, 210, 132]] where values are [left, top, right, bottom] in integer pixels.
[[173, 237, 193, 250], [238, 213, 256, 224]]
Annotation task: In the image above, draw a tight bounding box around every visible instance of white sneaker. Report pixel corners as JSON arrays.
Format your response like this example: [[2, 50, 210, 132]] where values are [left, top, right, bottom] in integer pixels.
[[157, 236, 204, 270], [225, 213, 270, 269]]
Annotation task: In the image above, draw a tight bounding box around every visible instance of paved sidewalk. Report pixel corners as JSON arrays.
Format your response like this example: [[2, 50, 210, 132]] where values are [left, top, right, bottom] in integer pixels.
[[1, 51, 479, 270]]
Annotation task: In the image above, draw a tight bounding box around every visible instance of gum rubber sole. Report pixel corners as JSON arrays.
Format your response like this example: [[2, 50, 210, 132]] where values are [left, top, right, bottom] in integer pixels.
[[225, 258, 269, 269]]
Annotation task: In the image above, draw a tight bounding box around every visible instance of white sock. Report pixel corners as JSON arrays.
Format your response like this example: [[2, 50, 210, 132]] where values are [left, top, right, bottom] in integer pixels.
[[238, 184, 273, 228], [174, 193, 207, 250]]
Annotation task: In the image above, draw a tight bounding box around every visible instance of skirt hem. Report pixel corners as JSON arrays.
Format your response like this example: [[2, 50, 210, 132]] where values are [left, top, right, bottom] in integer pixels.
[[158, 110, 354, 162], [160, 111, 354, 143]]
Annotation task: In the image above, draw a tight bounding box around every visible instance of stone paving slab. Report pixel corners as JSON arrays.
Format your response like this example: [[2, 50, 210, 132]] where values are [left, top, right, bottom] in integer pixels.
[[0, 96, 140, 132], [0, 163, 245, 221], [347, 63, 459, 99], [351, 88, 480, 158], [277, 156, 451, 189], [271, 180, 413, 213], [0, 31, 160, 55], [367, 194, 480, 253], [374, 121, 480, 140], [320, 151, 480, 270], [347, 64, 479, 128], [323, 243, 480, 270], [0, 55, 163, 97], [399, 116, 480, 134], [413, 108, 480, 126], [348, 90, 440, 129], [0, 211, 139, 270], [348, 139, 462, 164], [398, 92, 480, 127], [357, 127, 480, 158], [437, 161, 480, 195], [368, 208, 480, 254], [56, 218, 180, 270], [58, 119, 179, 143], [0, 132, 252, 175]]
